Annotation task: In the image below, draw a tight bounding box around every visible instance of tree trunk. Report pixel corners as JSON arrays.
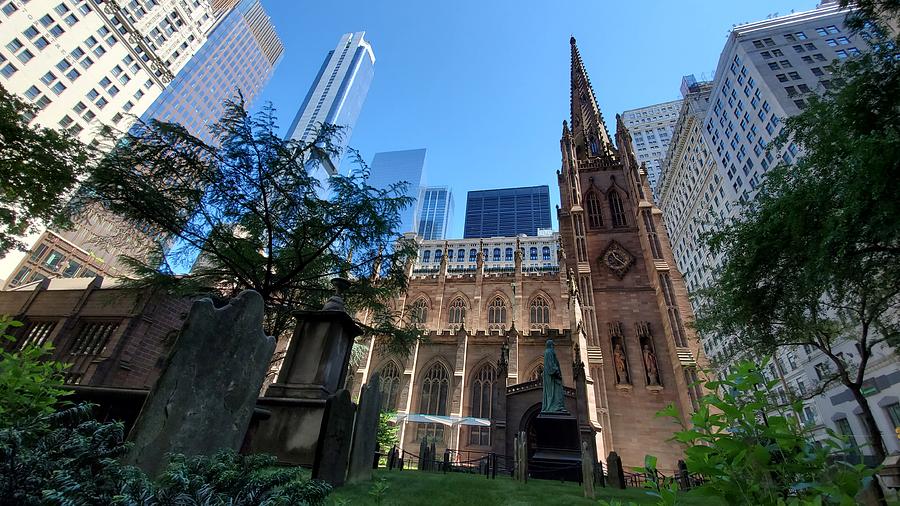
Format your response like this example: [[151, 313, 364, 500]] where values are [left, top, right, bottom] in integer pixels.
[[848, 382, 887, 463], [847, 382, 887, 506]]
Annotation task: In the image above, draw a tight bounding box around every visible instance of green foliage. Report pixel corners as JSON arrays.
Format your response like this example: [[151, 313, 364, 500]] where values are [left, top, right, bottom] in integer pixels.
[[0, 403, 133, 505], [696, 27, 899, 461], [657, 362, 876, 505], [0, 84, 90, 255], [0, 401, 331, 505], [120, 450, 332, 505], [73, 95, 422, 351], [367, 477, 389, 505], [0, 316, 71, 428], [376, 412, 400, 453]]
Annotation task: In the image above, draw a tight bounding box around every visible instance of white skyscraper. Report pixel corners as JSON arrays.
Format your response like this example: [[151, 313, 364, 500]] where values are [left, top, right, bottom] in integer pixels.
[[657, 3, 900, 459], [0, 0, 231, 282], [285, 31, 375, 187], [621, 99, 682, 200]]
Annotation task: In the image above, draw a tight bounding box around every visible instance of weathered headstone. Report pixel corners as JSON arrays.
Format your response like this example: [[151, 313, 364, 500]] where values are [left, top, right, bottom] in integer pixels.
[[607, 451, 625, 489], [581, 441, 596, 498], [418, 438, 428, 470], [125, 290, 275, 476], [312, 390, 355, 486], [347, 374, 382, 483]]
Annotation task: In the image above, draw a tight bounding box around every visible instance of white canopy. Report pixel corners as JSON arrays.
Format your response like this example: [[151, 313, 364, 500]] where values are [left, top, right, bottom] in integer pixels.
[[391, 414, 490, 427]]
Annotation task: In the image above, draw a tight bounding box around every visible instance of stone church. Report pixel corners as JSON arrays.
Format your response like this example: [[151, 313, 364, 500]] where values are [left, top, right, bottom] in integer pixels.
[[351, 38, 706, 471]]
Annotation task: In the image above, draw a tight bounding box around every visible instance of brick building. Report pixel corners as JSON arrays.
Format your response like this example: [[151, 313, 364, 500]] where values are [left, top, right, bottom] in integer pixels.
[[0, 277, 190, 389], [351, 38, 706, 471]]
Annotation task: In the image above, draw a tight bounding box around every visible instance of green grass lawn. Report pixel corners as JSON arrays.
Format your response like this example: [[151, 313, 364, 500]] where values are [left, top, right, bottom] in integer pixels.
[[328, 469, 720, 505]]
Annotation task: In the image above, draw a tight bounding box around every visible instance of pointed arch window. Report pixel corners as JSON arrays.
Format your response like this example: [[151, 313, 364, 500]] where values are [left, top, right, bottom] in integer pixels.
[[411, 298, 428, 325], [609, 190, 627, 228], [487, 296, 507, 331], [586, 191, 603, 229], [530, 296, 551, 328], [469, 364, 495, 445], [417, 363, 450, 442], [378, 362, 401, 411], [448, 298, 466, 327]]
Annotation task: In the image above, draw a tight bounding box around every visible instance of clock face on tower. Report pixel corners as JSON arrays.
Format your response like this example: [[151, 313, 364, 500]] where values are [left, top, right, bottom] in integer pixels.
[[599, 241, 635, 279]]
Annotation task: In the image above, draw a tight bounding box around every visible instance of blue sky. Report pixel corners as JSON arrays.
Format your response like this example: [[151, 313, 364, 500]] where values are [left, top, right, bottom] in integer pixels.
[[255, 0, 818, 237]]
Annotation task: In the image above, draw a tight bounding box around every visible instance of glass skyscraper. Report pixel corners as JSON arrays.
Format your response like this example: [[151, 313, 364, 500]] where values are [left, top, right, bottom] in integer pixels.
[[463, 186, 551, 238], [368, 149, 427, 235], [286, 32, 375, 187], [416, 186, 453, 240], [139, 0, 283, 145]]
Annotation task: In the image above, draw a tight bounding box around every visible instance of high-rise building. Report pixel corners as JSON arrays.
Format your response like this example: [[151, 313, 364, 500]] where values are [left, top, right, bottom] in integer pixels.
[[621, 99, 682, 200], [2, 0, 282, 289], [463, 186, 551, 238], [285, 32, 375, 186], [138, 0, 283, 145], [657, 4, 900, 460], [415, 186, 453, 240], [368, 149, 427, 235], [349, 38, 706, 471], [657, 3, 862, 363]]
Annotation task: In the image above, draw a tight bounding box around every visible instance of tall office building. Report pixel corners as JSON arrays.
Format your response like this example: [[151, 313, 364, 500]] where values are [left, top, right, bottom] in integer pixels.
[[285, 32, 375, 187], [463, 186, 551, 239], [2, 0, 283, 289], [368, 149, 427, 235], [621, 99, 682, 201], [415, 186, 453, 240], [657, 4, 900, 459]]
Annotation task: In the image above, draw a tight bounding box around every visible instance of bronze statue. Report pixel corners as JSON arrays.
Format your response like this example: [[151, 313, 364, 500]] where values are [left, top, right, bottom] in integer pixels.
[[541, 340, 567, 413]]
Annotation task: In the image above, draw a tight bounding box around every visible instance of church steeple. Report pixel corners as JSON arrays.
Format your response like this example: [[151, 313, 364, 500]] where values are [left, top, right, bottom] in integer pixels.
[[569, 37, 614, 160]]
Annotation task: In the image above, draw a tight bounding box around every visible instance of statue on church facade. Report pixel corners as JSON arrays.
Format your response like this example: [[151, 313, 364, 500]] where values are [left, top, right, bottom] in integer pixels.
[[541, 339, 567, 413]]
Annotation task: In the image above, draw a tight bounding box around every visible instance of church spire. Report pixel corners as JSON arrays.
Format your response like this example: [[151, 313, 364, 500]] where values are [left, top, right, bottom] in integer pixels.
[[569, 37, 614, 159]]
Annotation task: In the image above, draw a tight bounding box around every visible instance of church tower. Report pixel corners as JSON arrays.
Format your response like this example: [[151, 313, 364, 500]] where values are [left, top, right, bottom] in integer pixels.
[[558, 37, 706, 469]]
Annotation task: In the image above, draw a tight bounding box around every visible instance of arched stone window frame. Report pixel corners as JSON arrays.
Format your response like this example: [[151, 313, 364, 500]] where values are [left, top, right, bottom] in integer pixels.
[[585, 191, 604, 229], [422, 250, 431, 263], [487, 295, 508, 331], [468, 362, 496, 446], [469, 249, 477, 262], [492, 248, 501, 261], [410, 297, 429, 325], [377, 361, 402, 411], [529, 294, 551, 330], [416, 361, 451, 442], [448, 296, 467, 328], [529, 247, 538, 260], [609, 189, 627, 228], [542, 246, 551, 261]]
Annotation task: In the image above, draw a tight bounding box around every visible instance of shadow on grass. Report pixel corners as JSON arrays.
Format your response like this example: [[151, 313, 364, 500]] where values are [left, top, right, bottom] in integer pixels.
[[328, 469, 721, 505]]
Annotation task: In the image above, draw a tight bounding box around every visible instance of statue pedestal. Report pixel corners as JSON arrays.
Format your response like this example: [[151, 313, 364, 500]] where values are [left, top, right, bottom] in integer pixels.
[[529, 412, 581, 482]]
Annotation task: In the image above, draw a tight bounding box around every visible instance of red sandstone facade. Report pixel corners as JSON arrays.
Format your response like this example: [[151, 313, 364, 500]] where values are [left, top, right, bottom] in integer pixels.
[[0, 277, 191, 389], [352, 39, 706, 470]]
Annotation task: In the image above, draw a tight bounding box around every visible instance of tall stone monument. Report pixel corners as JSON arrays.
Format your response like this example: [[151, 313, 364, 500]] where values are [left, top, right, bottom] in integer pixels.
[[125, 290, 275, 476], [530, 339, 581, 481], [250, 278, 363, 465]]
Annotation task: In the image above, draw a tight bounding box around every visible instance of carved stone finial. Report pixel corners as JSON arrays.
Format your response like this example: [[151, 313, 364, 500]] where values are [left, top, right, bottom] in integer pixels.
[[323, 277, 351, 311]]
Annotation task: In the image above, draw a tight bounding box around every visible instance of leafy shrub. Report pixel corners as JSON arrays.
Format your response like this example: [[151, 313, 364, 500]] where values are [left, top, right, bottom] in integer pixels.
[[0, 316, 71, 428], [0, 402, 331, 505], [656, 361, 875, 505]]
